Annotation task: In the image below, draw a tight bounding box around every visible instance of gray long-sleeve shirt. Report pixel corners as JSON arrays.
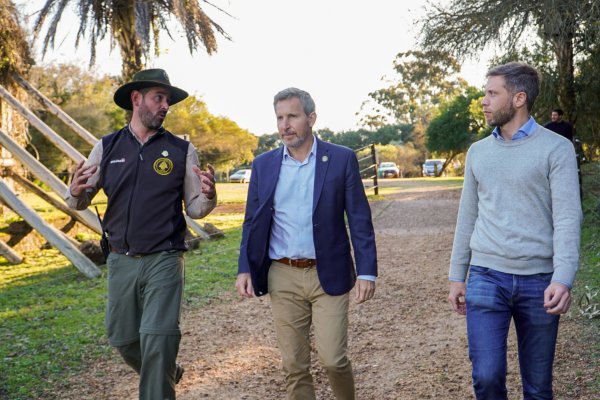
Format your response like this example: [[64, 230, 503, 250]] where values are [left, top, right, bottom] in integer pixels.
[[450, 124, 582, 287]]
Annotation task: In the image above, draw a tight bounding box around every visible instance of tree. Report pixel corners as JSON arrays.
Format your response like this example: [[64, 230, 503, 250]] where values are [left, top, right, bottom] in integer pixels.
[[363, 50, 468, 165], [33, 0, 231, 80], [574, 47, 600, 154], [0, 0, 31, 83], [357, 143, 422, 177], [371, 124, 413, 145], [420, 0, 600, 126], [0, 0, 32, 154], [366, 50, 467, 127], [164, 96, 257, 172], [255, 132, 280, 156], [425, 87, 483, 175], [27, 64, 125, 175], [318, 129, 370, 150]]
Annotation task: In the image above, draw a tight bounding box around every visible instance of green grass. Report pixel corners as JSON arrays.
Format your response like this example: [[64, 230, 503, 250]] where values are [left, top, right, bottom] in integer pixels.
[[0, 228, 242, 399], [213, 182, 250, 204], [365, 176, 464, 198], [569, 163, 600, 392], [0, 250, 110, 399], [579, 164, 600, 291], [0, 182, 245, 399]]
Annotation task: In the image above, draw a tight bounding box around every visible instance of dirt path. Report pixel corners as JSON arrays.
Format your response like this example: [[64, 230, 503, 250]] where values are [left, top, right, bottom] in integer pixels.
[[59, 184, 598, 399]]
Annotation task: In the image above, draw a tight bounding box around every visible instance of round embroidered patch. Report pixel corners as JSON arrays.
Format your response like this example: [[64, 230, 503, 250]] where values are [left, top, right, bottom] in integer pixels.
[[153, 158, 173, 175]]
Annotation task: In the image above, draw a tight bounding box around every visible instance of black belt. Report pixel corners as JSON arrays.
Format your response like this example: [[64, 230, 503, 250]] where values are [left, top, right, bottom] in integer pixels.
[[109, 244, 144, 258], [275, 257, 317, 268]]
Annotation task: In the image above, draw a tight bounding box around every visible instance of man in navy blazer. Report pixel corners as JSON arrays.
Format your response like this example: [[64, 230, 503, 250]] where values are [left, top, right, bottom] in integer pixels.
[[236, 87, 377, 399]]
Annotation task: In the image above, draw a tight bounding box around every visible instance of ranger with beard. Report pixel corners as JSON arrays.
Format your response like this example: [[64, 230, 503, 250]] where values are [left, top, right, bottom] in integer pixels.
[[66, 69, 216, 400]]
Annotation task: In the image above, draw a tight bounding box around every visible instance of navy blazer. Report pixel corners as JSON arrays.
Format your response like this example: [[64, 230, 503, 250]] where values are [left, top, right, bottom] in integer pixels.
[[238, 138, 378, 297]]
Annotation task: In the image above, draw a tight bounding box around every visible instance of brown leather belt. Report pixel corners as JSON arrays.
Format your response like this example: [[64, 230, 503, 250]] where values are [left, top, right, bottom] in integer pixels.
[[275, 257, 317, 268]]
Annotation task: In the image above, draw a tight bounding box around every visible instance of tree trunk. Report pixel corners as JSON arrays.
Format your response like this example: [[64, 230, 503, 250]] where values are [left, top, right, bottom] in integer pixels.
[[553, 36, 576, 126], [539, 6, 577, 127], [112, 3, 144, 81]]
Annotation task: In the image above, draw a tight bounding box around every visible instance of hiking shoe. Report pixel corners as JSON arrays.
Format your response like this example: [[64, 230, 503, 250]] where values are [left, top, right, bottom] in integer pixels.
[[175, 364, 184, 384]]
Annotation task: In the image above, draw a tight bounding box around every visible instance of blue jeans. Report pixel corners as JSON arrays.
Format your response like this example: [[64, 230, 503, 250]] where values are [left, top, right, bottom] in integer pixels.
[[466, 266, 560, 400]]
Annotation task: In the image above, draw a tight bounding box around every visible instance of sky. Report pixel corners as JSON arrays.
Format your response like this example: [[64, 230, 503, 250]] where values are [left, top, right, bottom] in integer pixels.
[[20, 0, 491, 136]]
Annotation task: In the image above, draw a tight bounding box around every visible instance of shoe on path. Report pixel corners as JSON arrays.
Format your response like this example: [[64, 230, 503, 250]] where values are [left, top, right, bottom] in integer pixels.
[[175, 365, 184, 384]]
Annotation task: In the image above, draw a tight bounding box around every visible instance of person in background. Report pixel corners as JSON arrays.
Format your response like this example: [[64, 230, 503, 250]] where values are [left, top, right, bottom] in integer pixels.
[[66, 68, 217, 400], [236, 87, 378, 400], [544, 108, 574, 142], [448, 62, 582, 400]]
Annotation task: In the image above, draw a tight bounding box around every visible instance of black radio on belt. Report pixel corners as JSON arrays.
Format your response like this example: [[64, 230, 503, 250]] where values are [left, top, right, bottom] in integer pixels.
[[95, 206, 110, 263]]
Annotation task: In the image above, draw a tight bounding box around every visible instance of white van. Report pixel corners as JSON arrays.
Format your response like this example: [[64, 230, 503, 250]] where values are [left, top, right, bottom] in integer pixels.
[[422, 159, 446, 177]]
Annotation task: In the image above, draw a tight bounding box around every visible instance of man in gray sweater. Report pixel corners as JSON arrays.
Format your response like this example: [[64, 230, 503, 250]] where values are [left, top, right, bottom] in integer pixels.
[[448, 62, 582, 400]]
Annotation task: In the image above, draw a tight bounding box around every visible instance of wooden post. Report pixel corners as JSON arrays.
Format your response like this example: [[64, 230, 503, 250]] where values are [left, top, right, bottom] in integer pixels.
[[0, 128, 101, 233], [1, 76, 213, 240], [0, 84, 85, 163], [371, 144, 379, 195], [184, 216, 211, 240], [0, 179, 101, 278], [12, 73, 98, 147], [7, 171, 99, 232], [0, 238, 23, 264]]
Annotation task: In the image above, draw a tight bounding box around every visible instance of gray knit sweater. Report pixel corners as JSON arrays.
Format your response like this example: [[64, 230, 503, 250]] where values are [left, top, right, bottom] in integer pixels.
[[450, 124, 582, 287]]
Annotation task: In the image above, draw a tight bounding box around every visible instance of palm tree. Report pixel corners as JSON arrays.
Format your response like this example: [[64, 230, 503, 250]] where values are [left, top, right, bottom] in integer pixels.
[[420, 0, 600, 126], [0, 0, 32, 148], [0, 0, 32, 84], [33, 0, 231, 80]]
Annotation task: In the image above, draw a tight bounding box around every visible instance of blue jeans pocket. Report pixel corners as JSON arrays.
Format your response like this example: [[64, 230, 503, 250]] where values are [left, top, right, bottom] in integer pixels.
[[469, 265, 490, 275]]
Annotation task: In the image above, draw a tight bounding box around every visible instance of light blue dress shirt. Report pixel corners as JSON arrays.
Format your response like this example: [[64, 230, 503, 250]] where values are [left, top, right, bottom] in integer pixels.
[[269, 138, 317, 260], [269, 136, 375, 282]]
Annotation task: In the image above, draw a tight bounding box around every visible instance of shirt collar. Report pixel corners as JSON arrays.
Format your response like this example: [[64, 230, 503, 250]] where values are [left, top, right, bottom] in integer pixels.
[[127, 124, 164, 144], [283, 134, 317, 162], [492, 116, 536, 141]]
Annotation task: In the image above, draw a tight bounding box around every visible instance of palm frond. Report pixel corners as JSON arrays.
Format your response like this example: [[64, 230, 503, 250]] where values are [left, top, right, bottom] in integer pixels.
[[32, 0, 231, 78]]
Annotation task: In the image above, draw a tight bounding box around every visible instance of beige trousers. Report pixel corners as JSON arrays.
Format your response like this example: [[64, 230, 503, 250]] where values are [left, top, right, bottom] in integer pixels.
[[268, 261, 355, 400]]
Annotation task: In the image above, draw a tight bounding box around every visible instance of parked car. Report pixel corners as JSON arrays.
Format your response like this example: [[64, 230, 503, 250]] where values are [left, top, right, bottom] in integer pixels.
[[378, 162, 400, 178], [422, 159, 446, 177], [229, 169, 252, 183]]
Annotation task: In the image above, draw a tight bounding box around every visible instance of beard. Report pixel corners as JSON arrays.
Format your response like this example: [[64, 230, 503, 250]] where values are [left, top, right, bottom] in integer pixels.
[[138, 101, 166, 130], [282, 132, 308, 149], [488, 100, 516, 127]]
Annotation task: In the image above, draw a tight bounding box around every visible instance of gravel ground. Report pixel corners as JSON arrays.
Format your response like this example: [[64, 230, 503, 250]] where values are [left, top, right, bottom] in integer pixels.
[[54, 184, 599, 399]]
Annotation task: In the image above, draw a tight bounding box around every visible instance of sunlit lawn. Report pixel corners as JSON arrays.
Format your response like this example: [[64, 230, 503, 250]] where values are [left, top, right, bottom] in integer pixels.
[[214, 182, 250, 204], [365, 176, 464, 198]]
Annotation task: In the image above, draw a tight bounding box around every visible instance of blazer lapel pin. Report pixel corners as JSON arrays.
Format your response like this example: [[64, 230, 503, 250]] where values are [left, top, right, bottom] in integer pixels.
[[322, 155, 328, 162]]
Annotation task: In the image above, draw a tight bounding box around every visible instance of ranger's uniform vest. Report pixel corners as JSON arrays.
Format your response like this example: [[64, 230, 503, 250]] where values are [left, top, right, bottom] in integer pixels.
[[100, 127, 189, 255]]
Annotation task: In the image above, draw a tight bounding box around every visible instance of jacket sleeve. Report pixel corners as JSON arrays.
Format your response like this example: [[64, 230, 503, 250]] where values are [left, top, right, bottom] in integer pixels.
[[238, 161, 260, 274], [344, 151, 378, 277]]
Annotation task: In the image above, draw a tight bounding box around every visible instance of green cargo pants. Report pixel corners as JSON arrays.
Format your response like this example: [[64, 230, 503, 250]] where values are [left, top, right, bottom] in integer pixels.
[[106, 250, 184, 400]]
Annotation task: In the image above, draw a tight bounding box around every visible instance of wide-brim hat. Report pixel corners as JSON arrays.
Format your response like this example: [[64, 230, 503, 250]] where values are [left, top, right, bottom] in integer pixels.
[[113, 68, 189, 110]]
